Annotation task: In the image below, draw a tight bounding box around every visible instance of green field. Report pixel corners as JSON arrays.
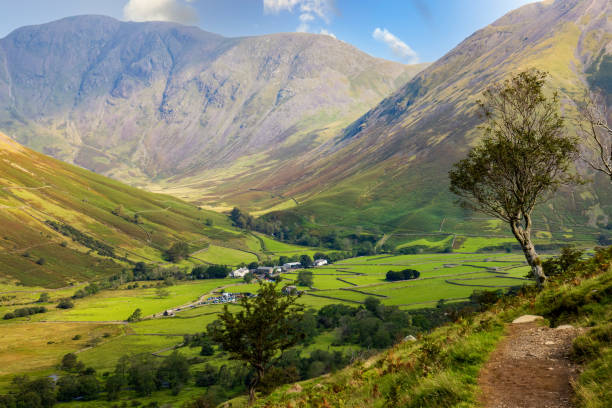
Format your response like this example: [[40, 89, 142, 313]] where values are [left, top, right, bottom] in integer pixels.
[[0, 250, 537, 404]]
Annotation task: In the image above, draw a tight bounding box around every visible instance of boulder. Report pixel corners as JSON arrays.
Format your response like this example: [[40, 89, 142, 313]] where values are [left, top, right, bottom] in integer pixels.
[[512, 315, 544, 324]]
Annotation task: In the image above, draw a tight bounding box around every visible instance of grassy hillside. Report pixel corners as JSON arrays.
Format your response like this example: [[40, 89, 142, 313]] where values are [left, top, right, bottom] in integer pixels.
[[0, 132, 317, 287], [251, 246, 612, 408], [242, 0, 611, 241]]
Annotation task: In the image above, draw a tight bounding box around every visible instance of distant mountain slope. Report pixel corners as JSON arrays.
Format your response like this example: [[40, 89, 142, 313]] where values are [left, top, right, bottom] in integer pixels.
[[0, 132, 258, 287], [256, 0, 611, 238], [0, 15, 424, 182]]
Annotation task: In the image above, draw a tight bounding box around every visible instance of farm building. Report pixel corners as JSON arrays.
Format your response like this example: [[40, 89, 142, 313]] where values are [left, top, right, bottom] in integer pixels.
[[282, 262, 302, 271], [230, 267, 249, 278], [314, 259, 328, 267]]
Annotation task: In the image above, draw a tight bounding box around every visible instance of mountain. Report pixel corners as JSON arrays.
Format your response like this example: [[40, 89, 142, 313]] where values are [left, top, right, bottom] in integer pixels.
[[0, 15, 425, 184], [250, 0, 612, 241], [0, 131, 266, 288]]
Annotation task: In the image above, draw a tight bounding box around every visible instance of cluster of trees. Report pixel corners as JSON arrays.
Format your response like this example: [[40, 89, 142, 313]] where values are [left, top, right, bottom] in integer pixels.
[[230, 207, 384, 255], [72, 283, 100, 299], [317, 298, 414, 349], [3, 305, 46, 320], [108, 262, 230, 287], [0, 376, 56, 408], [385, 269, 420, 281], [0, 351, 192, 407], [44, 220, 116, 258], [163, 242, 190, 263], [191, 265, 230, 279], [105, 352, 190, 398]]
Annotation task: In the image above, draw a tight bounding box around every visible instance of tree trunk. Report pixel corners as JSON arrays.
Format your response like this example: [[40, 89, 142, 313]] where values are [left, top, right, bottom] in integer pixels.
[[248, 367, 264, 406], [510, 217, 546, 287]]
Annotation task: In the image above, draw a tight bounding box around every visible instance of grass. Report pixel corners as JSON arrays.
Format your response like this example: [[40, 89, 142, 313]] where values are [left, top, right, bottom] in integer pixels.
[[0, 322, 123, 389], [249, 247, 612, 408], [191, 244, 258, 266], [36, 280, 228, 321]]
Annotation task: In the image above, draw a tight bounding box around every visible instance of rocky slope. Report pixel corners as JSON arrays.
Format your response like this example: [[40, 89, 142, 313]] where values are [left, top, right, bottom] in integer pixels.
[[0, 16, 424, 181]]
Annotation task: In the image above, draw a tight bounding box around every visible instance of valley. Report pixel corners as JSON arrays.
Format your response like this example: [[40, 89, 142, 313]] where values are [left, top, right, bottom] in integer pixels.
[[0, 0, 610, 406]]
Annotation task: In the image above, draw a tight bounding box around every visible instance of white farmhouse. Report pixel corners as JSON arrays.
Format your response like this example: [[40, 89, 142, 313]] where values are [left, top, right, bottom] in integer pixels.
[[313, 259, 328, 267], [230, 267, 249, 278]]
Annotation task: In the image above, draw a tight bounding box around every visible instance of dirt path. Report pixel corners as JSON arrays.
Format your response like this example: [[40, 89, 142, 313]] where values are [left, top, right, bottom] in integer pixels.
[[479, 318, 582, 408]]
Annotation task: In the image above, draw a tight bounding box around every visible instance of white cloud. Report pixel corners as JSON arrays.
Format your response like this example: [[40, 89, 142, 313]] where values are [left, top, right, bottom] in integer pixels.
[[264, 0, 335, 34], [372, 28, 418, 63], [124, 0, 199, 25], [264, 0, 333, 21], [319, 29, 336, 39]]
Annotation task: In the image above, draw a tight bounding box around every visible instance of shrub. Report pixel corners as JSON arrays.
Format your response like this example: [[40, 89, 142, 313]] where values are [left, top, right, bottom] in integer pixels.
[[57, 298, 74, 309], [127, 308, 143, 322], [386, 269, 420, 281]]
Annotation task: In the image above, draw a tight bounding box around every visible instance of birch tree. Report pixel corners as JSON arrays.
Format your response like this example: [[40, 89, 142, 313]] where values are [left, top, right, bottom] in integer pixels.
[[449, 70, 579, 286]]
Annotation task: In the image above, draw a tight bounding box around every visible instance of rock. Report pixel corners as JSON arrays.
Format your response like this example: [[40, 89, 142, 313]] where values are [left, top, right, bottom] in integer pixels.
[[545, 341, 555, 345], [404, 335, 417, 342], [287, 384, 302, 394], [555, 325, 574, 330], [512, 315, 544, 324]]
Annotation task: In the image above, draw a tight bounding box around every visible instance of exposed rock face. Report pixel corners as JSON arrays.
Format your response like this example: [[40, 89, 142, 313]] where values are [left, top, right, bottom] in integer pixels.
[[0, 15, 424, 179]]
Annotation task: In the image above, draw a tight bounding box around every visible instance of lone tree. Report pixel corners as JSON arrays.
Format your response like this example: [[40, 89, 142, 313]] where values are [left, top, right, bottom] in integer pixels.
[[449, 70, 579, 286], [210, 281, 304, 405], [577, 91, 612, 181], [296, 270, 314, 287]]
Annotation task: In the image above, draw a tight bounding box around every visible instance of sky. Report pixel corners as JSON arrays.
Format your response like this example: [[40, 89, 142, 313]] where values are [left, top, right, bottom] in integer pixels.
[[0, 0, 537, 63]]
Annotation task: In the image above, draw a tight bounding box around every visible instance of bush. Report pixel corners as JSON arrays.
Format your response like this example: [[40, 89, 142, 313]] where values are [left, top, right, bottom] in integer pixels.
[[542, 246, 583, 279], [57, 298, 74, 309], [386, 269, 420, 281], [127, 308, 143, 322]]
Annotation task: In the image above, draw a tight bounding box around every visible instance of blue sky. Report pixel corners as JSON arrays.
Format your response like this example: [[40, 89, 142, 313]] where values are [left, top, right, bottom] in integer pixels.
[[0, 0, 536, 63]]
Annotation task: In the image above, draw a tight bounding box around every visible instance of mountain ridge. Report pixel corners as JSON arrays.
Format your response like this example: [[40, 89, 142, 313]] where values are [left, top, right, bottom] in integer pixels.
[[0, 15, 425, 181]]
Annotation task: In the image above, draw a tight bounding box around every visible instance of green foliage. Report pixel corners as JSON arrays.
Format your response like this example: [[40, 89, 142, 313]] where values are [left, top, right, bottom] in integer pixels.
[[210, 281, 305, 403], [386, 268, 420, 281], [127, 308, 143, 322], [296, 270, 314, 287], [191, 264, 230, 279], [3, 305, 46, 320], [56, 298, 74, 309], [61, 353, 79, 371], [156, 351, 190, 391], [57, 374, 100, 402], [449, 69, 579, 285], [164, 242, 190, 263], [0, 376, 56, 408], [542, 246, 584, 280], [299, 255, 313, 268], [37, 292, 50, 303]]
